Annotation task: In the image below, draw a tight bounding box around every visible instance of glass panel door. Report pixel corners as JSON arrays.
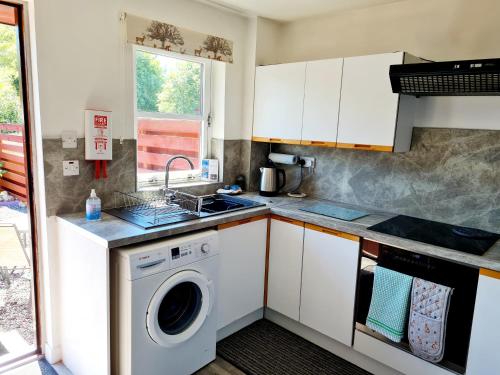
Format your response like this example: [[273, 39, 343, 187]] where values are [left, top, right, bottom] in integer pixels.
[[0, 2, 39, 368]]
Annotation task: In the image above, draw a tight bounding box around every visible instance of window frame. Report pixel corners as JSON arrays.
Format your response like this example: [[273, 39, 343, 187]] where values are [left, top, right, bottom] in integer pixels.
[[132, 44, 212, 189]]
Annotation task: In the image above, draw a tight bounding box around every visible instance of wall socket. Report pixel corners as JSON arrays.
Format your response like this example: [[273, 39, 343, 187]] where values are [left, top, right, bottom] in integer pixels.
[[301, 156, 316, 168], [63, 160, 79, 176], [61, 131, 77, 149]]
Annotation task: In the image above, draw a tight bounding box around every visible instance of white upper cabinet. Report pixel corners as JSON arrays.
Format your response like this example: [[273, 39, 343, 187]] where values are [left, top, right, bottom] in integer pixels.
[[300, 225, 360, 346], [253, 62, 307, 143], [337, 52, 415, 152], [253, 52, 419, 151], [301, 58, 343, 146]]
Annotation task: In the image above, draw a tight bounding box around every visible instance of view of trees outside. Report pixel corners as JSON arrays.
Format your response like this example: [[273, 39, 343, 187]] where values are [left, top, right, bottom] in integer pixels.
[[0, 24, 23, 124], [158, 62, 201, 115], [135, 50, 203, 179], [135, 51, 164, 112], [136, 50, 202, 116]]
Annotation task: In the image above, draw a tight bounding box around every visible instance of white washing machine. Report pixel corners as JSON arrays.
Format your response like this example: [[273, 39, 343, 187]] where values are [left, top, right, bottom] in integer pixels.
[[111, 230, 219, 375]]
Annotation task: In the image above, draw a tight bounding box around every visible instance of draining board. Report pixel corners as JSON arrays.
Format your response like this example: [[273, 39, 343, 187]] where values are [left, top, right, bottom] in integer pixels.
[[300, 204, 369, 221]]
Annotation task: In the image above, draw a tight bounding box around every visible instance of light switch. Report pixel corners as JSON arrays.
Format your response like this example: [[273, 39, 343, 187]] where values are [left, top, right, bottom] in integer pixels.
[[62, 131, 77, 149], [63, 160, 79, 176]]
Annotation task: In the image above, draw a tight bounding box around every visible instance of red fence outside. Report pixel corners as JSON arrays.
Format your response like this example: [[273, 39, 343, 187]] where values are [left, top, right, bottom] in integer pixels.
[[137, 118, 201, 173], [0, 124, 28, 202], [0, 124, 27, 201]]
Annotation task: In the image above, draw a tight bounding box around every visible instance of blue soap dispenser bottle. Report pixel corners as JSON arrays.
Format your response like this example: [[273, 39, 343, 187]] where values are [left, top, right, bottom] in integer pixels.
[[86, 189, 101, 221]]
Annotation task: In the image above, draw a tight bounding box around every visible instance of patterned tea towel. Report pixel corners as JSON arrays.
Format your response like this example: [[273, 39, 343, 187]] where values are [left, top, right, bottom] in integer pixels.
[[366, 266, 413, 342], [408, 278, 453, 363]]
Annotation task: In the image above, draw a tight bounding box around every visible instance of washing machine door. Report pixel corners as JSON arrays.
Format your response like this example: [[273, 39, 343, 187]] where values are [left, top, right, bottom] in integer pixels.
[[146, 270, 214, 347]]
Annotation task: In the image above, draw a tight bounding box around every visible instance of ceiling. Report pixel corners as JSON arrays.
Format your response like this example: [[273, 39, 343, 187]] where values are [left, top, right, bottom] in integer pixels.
[[201, 0, 408, 22]]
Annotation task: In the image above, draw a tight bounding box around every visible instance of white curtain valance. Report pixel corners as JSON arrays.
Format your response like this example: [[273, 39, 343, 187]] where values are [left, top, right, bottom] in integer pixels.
[[124, 13, 234, 64]]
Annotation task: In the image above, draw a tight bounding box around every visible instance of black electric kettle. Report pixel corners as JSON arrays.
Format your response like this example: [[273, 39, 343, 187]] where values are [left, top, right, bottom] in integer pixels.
[[259, 160, 286, 196]]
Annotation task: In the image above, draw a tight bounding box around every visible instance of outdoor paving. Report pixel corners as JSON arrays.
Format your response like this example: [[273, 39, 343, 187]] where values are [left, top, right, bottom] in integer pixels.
[[0, 201, 35, 365]]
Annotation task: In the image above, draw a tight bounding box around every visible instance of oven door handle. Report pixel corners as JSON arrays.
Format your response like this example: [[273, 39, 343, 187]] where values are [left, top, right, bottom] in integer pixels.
[[362, 250, 378, 261]]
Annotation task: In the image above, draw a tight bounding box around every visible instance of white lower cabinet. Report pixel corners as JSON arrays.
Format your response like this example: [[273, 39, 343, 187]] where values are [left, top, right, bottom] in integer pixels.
[[267, 216, 305, 321], [217, 216, 268, 330], [466, 270, 500, 374], [354, 330, 455, 375], [300, 224, 360, 346]]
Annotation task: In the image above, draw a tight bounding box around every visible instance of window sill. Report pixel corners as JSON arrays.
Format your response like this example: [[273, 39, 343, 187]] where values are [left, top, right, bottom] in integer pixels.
[[170, 180, 222, 189], [139, 180, 222, 192]]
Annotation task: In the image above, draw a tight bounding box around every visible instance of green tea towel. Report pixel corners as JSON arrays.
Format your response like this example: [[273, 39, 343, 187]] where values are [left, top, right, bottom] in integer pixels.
[[366, 266, 413, 342]]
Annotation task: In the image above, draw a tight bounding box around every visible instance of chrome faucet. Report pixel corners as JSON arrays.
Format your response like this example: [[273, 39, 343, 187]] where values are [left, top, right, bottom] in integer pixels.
[[164, 155, 195, 191]]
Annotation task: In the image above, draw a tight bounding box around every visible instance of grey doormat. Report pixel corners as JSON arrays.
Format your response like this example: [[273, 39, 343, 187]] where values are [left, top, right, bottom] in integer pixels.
[[38, 359, 58, 375], [217, 320, 371, 375]]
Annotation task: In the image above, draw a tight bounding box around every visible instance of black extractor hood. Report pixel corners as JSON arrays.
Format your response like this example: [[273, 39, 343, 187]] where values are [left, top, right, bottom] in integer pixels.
[[390, 58, 500, 96]]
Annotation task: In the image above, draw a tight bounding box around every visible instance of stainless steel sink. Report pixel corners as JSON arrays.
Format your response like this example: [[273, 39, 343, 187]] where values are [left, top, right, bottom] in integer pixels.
[[199, 194, 261, 215], [105, 191, 265, 229]]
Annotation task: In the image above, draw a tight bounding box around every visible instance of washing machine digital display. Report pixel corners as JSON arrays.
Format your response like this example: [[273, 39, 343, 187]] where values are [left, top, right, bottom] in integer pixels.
[[171, 247, 180, 259]]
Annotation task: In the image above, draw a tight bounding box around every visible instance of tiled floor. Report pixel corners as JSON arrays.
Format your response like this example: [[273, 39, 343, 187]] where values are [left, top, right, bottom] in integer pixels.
[[195, 356, 246, 375], [2, 359, 69, 375]]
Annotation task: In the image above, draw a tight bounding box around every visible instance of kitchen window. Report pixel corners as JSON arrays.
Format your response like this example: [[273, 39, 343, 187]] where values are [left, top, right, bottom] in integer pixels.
[[133, 46, 211, 189]]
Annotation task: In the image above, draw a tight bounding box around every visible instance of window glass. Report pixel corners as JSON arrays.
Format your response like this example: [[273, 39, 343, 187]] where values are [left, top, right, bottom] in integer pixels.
[[134, 49, 209, 188], [136, 50, 202, 117]]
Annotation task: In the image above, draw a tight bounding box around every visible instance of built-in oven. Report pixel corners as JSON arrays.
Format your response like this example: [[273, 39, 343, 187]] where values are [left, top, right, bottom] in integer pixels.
[[355, 239, 479, 374]]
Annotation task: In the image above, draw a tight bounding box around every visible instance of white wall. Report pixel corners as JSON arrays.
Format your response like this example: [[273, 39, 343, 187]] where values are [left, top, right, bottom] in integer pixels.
[[210, 61, 226, 140], [277, 0, 500, 63], [415, 97, 500, 130], [34, 0, 251, 140], [269, 0, 500, 130], [241, 16, 257, 141], [255, 17, 282, 66], [240, 16, 283, 139]]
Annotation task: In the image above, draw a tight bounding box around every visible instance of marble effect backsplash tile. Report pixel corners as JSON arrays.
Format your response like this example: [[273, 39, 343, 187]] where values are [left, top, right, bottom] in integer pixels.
[[44, 137, 264, 216], [274, 128, 500, 233], [211, 138, 268, 191], [43, 139, 136, 216], [211, 138, 242, 187]]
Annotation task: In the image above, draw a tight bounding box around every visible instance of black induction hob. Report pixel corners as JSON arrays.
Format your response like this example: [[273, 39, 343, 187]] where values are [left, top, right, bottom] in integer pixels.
[[367, 215, 500, 255]]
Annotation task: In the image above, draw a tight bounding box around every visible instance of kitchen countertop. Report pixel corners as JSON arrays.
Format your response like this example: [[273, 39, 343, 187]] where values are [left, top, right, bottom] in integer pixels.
[[57, 192, 500, 271]]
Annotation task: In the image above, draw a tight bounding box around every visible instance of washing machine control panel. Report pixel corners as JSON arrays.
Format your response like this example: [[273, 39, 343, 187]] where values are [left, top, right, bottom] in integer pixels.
[[122, 231, 219, 279], [169, 238, 217, 268]]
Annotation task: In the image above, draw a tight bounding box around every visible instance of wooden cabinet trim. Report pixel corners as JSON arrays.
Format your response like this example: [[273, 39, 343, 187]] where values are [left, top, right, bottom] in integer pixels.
[[264, 217, 271, 306], [252, 136, 271, 143], [252, 136, 302, 145], [305, 223, 360, 242], [480, 268, 500, 280], [300, 140, 337, 147], [217, 214, 269, 230], [270, 215, 304, 227], [251, 136, 269, 143], [336, 143, 393, 152]]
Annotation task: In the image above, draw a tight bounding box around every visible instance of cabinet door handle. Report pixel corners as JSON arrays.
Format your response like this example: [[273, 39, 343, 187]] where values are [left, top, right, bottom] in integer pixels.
[[272, 215, 303, 227], [353, 144, 371, 149]]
